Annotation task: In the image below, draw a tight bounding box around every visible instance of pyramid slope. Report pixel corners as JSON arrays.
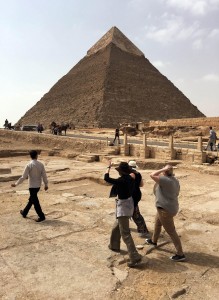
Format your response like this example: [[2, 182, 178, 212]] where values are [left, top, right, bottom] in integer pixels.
[[18, 46, 112, 127], [17, 27, 204, 128], [98, 44, 204, 127]]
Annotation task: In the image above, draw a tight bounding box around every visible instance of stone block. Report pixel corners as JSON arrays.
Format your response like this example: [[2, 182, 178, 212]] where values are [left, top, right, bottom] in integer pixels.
[[120, 145, 130, 156]]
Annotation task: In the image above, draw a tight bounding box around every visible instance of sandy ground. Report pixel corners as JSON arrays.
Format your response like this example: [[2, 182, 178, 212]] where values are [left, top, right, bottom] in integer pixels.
[[0, 131, 219, 300]]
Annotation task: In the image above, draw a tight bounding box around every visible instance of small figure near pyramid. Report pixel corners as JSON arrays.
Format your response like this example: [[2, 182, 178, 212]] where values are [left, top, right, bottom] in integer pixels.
[[113, 128, 121, 145], [17, 26, 205, 128]]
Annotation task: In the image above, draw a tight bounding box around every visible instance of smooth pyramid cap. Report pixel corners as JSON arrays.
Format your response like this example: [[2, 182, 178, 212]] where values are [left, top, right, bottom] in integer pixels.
[[87, 26, 144, 57]]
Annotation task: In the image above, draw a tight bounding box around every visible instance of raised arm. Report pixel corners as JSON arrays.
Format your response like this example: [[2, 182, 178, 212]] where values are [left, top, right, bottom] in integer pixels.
[[104, 160, 119, 185], [150, 165, 170, 183]]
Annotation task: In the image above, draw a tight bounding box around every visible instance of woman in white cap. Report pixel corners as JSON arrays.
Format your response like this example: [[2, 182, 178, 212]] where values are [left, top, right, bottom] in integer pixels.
[[128, 160, 150, 238]]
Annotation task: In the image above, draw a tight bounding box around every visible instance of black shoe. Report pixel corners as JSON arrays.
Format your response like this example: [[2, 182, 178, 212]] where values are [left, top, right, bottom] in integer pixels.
[[108, 245, 120, 253], [145, 238, 157, 246], [20, 210, 26, 218], [127, 256, 142, 268], [36, 217, 46, 222], [170, 254, 186, 262]]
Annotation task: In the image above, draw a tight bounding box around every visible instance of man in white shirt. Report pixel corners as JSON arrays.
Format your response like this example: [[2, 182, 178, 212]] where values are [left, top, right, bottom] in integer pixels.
[[11, 150, 48, 222]]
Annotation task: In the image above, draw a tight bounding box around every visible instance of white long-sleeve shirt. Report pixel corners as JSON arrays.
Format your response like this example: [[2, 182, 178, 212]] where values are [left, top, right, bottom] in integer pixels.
[[15, 159, 48, 188]]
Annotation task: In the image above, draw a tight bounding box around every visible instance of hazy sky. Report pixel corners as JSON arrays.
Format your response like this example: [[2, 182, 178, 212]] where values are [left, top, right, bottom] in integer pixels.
[[0, 0, 219, 127]]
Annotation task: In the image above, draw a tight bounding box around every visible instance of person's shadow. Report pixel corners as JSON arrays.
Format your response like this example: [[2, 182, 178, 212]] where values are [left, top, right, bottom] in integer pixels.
[[185, 251, 219, 268], [130, 251, 219, 272], [38, 219, 70, 227]]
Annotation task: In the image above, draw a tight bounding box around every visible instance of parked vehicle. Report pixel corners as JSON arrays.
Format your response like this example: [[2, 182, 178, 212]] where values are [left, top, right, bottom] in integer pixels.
[[21, 125, 38, 131]]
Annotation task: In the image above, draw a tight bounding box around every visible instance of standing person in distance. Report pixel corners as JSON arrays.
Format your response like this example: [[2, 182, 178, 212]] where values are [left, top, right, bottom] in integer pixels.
[[104, 161, 142, 267], [147, 164, 185, 262], [113, 128, 121, 145], [128, 160, 150, 238], [11, 150, 48, 222], [209, 126, 217, 151]]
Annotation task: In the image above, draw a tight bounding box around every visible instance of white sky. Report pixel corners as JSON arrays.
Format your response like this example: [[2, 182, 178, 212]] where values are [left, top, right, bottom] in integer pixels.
[[0, 0, 219, 127]]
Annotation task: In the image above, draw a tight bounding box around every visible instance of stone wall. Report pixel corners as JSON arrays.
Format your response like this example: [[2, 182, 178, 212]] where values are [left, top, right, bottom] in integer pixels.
[[0, 130, 207, 164], [149, 117, 219, 127], [0, 130, 106, 154], [126, 142, 206, 164]]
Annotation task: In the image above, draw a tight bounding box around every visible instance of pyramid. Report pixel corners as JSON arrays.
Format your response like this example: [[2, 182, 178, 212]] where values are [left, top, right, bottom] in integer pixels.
[[18, 26, 205, 128]]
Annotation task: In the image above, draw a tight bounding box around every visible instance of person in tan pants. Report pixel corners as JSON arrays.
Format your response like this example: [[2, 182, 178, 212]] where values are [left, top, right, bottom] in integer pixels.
[[146, 164, 185, 262]]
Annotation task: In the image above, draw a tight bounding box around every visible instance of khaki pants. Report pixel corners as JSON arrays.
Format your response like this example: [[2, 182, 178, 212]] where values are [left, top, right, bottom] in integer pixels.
[[152, 208, 184, 256], [110, 216, 140, 262]]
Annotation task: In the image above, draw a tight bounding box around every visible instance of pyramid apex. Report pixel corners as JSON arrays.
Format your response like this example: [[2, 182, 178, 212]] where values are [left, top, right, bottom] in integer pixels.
[[87, 26, 144, 57]]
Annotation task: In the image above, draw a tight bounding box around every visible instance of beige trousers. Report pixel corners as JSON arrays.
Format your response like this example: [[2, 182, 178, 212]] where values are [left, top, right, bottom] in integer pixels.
[[152, 208, 184, 256]]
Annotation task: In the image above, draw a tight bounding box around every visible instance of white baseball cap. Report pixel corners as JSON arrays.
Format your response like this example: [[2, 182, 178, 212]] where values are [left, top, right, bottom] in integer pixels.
[[128, 160, 138, 169]]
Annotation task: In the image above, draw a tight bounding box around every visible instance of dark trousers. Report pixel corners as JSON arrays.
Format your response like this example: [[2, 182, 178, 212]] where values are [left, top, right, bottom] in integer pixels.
[[113, 135, 120, 144], [22, 188, 45, 218], [132, 205, 149, 233]]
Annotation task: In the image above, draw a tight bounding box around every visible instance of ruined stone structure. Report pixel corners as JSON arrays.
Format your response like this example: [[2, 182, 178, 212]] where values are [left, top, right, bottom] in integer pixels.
[[149, 117, 219, 127], [17, 26, 204, 128]]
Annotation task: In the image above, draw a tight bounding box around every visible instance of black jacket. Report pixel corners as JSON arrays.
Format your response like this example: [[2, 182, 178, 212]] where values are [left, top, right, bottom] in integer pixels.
[[104, 173, 134, 200]]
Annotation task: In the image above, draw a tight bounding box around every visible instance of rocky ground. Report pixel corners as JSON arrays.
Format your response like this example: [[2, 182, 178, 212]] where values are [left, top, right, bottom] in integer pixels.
[[0, 129, 218, 300]]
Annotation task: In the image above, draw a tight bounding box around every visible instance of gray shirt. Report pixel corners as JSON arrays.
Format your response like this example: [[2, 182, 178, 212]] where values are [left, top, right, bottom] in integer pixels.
[[15, 159, 48, 188], [209, 129, 217, 143], [154, 175, 180, 216]]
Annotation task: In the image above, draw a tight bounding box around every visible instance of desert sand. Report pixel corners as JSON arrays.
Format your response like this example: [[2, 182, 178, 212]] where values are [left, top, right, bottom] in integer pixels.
[[0, 129, 218, 300]]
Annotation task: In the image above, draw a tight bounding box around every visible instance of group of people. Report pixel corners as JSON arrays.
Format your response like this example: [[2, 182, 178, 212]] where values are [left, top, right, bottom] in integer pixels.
[[104, 160, 185, 267], [11, 150, 185, 268]]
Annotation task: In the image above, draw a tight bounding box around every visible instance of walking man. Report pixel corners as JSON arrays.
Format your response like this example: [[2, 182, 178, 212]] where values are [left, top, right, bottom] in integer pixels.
[[146, 164, 185, 262], [11, 150, 48, 222], [113, 128, 120, 145]]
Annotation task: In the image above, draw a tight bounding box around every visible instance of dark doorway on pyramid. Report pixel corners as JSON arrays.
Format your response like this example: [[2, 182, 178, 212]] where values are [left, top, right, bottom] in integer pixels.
[[18, 26, 204, 128]]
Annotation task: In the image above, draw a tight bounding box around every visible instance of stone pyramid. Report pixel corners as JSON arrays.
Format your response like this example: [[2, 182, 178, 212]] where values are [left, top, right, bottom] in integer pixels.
[[18, 26, 205, 128]]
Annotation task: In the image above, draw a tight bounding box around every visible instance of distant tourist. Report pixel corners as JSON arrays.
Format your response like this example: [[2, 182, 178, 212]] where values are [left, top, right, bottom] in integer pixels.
[[37, 123, 44, 133], [128, 160, 150, 238], [4, 119, 9, 128], [209, 126, 217, 151], [113, 128, 120, 145], [146, 164, 185, 262], [104, 161, 142, 267], [11, 150, 48, 222]]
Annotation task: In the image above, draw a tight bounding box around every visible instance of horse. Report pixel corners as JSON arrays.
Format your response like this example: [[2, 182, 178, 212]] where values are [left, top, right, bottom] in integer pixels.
[[3, 122, 14, 130], [50, 122, 69, 135], [50, 121, 57, 134], [59, 123, 70, 135]]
